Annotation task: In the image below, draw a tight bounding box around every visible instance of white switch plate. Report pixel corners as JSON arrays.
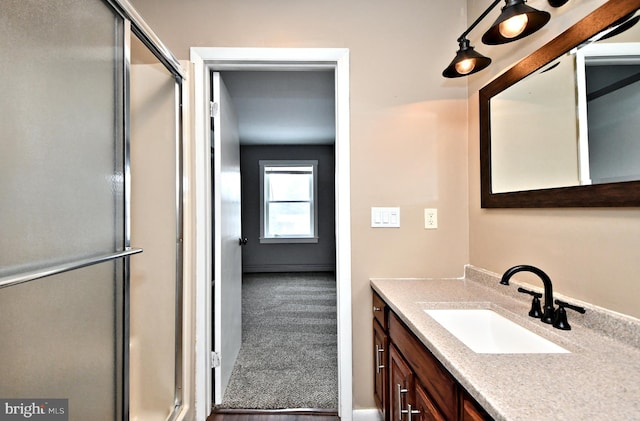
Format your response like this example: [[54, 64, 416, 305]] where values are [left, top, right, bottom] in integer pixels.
[[424, 208, 438, 229], [371, 207, 400, 228]]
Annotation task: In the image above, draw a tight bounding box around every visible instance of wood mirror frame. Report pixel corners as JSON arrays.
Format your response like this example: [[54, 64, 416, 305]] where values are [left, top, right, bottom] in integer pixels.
[[480, 0, 640, 208]]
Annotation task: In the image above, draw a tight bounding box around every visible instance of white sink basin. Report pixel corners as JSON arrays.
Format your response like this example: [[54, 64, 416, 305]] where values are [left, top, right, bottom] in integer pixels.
[[424, 308, 570, 354]]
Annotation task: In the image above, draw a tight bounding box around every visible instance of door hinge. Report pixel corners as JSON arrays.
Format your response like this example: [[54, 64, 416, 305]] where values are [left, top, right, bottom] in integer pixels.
[[210, 101, 219, 118], [210, 351, 221, 368]]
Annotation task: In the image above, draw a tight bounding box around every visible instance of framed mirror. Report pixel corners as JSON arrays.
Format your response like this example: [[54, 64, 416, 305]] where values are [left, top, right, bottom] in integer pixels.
[[480, 0, 640, 208]]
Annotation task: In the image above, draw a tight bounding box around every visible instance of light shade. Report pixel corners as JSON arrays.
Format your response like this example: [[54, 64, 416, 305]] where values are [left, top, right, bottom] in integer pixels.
[[442, 39, 492, 78], [548, 0, 569, 7], [482, 0, 551, 45]]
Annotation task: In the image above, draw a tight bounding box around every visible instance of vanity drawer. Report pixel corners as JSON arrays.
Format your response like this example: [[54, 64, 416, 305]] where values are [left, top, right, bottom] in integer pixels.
[[372, 291, 388, 330]]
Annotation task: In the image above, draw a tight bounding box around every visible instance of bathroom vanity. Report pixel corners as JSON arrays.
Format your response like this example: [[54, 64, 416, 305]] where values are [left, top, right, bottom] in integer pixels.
[[373, 291, 489, 421], [371, 266, 640, 421]]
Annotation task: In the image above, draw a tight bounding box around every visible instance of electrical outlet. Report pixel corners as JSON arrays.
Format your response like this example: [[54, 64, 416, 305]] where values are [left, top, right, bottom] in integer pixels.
[[424, 208, 438, 229]]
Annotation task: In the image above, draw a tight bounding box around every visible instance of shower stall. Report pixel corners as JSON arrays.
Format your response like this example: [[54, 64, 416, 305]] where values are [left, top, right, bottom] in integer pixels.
[[0, 1, 187, 420]]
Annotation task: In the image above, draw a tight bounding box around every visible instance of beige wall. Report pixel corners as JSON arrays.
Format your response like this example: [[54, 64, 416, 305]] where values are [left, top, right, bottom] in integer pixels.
[[129, 0, 640, 413], [466, 0, 640, 318], [129, 0, 471, 410]]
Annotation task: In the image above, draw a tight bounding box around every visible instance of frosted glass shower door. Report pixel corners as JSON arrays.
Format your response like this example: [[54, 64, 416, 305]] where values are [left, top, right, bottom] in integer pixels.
[[129, 33, 183, 420], [0, 1, 129, 420]]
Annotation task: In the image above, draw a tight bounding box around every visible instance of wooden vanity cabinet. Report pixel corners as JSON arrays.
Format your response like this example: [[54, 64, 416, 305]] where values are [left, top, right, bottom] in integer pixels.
[[461, 392, 491, 421], [373, 292, 389, 420], [389, 311, 456, 421], [415, 382, 446, 421], [389, 343, 414, 421], [390, 343, 446, 421], [373, 290, 492, 421], [373, 292, 387, 329], [374, 318, 388, 417]]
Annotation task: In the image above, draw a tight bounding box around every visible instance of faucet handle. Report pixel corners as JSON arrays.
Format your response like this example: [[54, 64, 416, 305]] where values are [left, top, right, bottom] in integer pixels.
[[517, 287, 542, 298], [553, 299, 586, 330], [517, 287, 543, 318]]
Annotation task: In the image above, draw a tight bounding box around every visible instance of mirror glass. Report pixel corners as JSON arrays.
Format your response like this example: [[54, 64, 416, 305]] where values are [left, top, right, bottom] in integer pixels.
[[480, 0, 640, 207], [491, 9, 640, 193]]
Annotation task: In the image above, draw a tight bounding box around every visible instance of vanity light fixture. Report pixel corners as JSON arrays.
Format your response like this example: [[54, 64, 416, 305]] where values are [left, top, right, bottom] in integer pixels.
[[443, 0, 568, 78], [482, 0, 551, 45], [442, 38, 492, 78], [442, 0, 501, 78], [548, 0, 570, 7]]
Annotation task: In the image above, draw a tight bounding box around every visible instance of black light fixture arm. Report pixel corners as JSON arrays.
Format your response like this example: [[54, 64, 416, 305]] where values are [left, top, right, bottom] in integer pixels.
[[457, 0, 503, 42], [444, 0, 567, 78]]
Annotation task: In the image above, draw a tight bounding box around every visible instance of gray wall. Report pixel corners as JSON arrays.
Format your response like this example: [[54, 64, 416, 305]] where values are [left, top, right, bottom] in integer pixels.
[[241, 145, 336, 273]]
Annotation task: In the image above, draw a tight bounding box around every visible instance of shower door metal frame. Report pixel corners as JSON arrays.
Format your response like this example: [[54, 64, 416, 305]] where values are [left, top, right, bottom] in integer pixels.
[[113, 0, 187, 419], [1, 0, 186, 419]]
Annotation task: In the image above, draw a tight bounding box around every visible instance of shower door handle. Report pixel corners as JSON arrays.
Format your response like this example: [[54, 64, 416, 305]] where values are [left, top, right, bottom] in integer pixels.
[[0, 247, 143, 289]]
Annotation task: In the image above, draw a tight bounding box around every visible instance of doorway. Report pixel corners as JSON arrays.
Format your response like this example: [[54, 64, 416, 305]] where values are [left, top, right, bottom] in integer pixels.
[[191, 48, 352, 421]]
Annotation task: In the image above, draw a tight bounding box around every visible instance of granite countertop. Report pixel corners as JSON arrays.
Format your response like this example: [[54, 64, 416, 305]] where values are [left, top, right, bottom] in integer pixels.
[[370, 266, 640, 421]]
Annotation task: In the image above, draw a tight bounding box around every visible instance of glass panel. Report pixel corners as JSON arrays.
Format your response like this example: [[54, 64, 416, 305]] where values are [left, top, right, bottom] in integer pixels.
[[586, 64, 640, 183], [0, 260, 124, 421], [267, 171, 312, 201], [267, 202, 312, 236], [128, 34, 179, 419], [0, 1, 126, 419], [0, 0, 124, 276]]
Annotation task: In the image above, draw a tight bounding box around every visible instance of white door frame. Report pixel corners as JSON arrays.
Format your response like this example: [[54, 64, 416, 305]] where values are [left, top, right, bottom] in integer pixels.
[[190, 47, 352, 421]]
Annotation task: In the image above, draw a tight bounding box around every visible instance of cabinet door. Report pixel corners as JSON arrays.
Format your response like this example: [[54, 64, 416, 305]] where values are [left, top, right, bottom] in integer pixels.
[[390, 344, 414, 421], [461, 393, 491, 421], [389, 312, 458, 420], [415, 382, 446, 421], [374, 319, 388, 418]]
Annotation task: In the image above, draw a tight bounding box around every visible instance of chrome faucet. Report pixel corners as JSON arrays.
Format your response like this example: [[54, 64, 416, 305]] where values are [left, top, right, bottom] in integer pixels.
[[501, 265, 555, 324]]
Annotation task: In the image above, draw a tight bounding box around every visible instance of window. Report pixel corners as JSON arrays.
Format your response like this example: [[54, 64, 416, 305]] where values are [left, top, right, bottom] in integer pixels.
[[260, 160, 318, 243]]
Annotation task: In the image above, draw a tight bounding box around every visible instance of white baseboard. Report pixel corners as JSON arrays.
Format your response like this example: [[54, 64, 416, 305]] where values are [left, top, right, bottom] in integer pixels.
[[352, 408, 382, 421]]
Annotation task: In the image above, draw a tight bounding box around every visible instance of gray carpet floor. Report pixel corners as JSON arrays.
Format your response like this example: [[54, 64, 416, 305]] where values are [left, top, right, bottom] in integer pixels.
[[219, 272, 338, 410]]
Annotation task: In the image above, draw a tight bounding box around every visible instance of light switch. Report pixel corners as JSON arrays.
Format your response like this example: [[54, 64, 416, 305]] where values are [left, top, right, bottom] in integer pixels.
[[371, 207, 400, 228], [374, 210, 382, 224]]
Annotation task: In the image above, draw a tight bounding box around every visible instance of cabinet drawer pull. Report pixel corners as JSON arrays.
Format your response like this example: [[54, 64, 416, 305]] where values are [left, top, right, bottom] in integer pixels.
[[375, 344, 385, 373], [373, 305, 382, 312], [407, 404, 420, 421], [397, 384, 408, 421]]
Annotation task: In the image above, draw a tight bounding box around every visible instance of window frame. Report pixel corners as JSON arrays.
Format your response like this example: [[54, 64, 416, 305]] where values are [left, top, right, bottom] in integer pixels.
[[259, 159, 319, 244]]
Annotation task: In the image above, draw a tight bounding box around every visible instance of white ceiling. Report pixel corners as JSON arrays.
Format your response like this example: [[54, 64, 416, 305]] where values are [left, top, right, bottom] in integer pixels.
[[220, 70, 336, 146]]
